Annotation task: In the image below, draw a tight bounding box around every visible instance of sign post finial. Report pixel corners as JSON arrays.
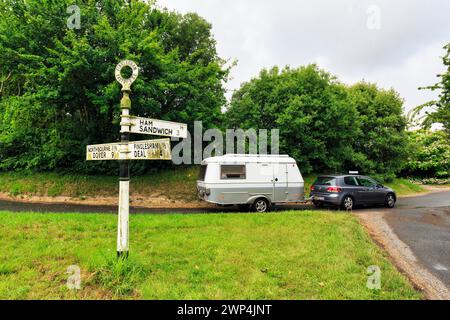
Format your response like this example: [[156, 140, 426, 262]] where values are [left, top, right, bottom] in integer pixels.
[[115, 60, 139, 92]]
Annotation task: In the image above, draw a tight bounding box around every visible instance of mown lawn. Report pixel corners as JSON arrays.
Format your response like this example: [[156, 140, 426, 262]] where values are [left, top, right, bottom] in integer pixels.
[[0, 211, 421, 300]]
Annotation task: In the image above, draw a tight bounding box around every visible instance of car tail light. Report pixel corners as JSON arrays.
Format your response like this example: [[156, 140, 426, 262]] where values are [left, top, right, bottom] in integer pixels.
[[327, 186, 342, 193], [310, 185, 315, 191]]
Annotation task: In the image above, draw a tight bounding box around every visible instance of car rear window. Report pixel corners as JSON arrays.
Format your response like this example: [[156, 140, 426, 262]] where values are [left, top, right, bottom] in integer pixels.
[[313, 176, 337, 186]]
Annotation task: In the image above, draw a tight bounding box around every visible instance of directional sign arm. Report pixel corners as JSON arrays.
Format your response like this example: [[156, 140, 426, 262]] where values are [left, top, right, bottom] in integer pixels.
[[86, 139, 172, 161], [125, 116, 188, 139]]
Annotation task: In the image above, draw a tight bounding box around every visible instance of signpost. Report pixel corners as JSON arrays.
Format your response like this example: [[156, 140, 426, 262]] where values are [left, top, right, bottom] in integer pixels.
[[86, 60, 187, 258], [127, 139, 172, 160], [86, 139, 171, 161], [128, 116, 188, 139], [86, 143, 120, 161]]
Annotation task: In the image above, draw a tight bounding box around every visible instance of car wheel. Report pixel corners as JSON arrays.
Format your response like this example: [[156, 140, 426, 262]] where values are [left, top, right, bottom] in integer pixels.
[[385, 193, 396, 208], [341, 196, 354, 211], [253, 198, 270, 213]]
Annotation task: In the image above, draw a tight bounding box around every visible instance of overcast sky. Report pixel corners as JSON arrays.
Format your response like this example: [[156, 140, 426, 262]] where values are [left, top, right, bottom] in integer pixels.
[[156, 0, 450, 114]]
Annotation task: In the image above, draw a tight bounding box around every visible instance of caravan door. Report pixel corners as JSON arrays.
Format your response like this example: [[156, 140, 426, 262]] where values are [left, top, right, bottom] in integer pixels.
[[273, 163, 288, 202]]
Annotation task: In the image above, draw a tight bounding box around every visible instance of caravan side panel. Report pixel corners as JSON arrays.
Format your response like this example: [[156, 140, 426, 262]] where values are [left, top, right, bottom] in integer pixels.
[[200, 163, 275, 205], [197, 156, 305, 205], [286, 162, 304, 202]]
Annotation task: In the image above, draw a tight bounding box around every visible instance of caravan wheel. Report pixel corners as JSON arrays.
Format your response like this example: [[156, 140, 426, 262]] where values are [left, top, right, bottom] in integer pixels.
[[253, 198, 270, 213]]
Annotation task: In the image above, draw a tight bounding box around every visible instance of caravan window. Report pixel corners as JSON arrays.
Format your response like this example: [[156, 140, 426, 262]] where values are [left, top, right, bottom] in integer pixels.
[[220, 165, 246, 180]]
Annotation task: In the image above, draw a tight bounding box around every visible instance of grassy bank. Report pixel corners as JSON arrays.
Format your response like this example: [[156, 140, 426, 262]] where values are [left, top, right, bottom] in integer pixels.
[[0, 210, 420, 300], [0, 167, 200, 202], [384, 178, 425, 196], [0, 168, 429, 202]]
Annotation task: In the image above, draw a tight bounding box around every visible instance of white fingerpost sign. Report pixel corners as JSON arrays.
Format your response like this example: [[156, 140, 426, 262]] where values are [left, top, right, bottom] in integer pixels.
[[86, 143, 120, 161], [128, 139, 172, 160], [86, 60, 187, 259], [128, 116, 188, 139], [86, 139, 171, 161]]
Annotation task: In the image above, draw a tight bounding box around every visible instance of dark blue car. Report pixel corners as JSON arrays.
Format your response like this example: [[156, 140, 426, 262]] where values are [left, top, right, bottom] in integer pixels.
[[310, 174, 396, 210]]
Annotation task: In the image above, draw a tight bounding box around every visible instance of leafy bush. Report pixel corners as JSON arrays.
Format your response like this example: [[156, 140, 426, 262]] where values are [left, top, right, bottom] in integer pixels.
[[347, 82, 409, 176], [370, 173, 396, 184], [417, 177, 450, 185], [226, 65, 359, 174], [226, 66, 409, 177], [403, 130, 450, 178], [0, 0, 228, 174]]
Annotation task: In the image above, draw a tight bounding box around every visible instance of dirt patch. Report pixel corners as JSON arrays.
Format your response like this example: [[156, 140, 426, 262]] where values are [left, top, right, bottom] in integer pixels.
[[355, 211, 450, 300], [0, 192, 214, 209]]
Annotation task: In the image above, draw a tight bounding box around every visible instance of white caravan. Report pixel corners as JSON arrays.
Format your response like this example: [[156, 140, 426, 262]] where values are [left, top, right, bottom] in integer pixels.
[[197, 154, 305, 212]]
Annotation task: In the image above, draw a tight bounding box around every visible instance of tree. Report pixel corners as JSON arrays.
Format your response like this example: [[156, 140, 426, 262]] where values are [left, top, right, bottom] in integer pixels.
[[347, 82, 409, 180], [0, 0, 229, 173], [409, 43, 450, 134], [403, 130, 450, 178], [226, 66, 410, 178], [226, 65, 360, 174]]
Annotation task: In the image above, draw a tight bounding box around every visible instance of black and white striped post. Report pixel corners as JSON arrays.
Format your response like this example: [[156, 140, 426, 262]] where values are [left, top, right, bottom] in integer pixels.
[[115, 60, 139, 258]]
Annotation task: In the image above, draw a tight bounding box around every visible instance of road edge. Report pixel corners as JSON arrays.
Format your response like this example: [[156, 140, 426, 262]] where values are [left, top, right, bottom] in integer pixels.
[[1, 186, 449, 210], [356, 211, 450, 300]]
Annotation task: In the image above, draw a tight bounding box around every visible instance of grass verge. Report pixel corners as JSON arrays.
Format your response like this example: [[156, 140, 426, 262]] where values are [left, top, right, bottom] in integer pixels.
[[0, 167, 199, 202], [0, 210, 421, 300], [384, 179, 425, 196], [0, 169, 428, 202]]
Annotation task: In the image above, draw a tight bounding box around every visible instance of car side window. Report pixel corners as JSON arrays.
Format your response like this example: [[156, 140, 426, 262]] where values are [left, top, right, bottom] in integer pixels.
[[344, 176, 359, 186], [220, 165, 246, 180], [357, 177, 376, 187]]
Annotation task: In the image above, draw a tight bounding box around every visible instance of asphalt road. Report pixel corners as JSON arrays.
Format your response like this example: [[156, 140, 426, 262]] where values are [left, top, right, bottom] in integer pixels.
[[0, 199, 313, 214], [384, 191, 450, 287], [1, 190, 449, 288]]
